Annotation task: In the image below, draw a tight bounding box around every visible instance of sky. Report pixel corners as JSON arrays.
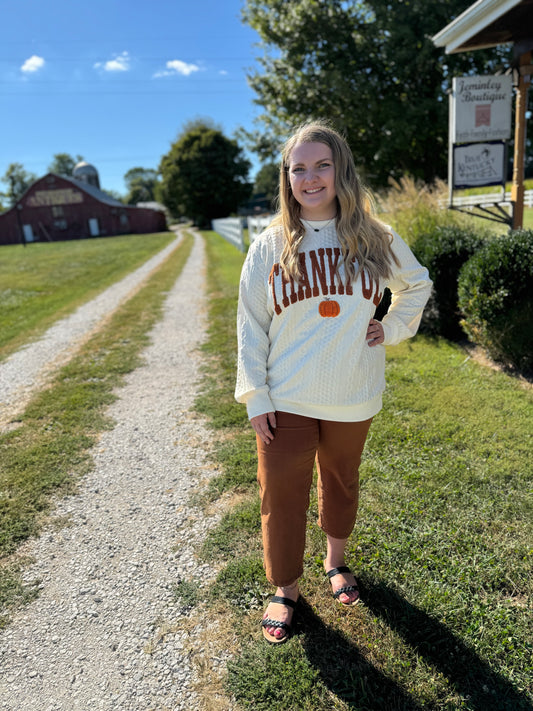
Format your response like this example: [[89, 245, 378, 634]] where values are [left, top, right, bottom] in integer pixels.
[[1, 0, 265, 196]]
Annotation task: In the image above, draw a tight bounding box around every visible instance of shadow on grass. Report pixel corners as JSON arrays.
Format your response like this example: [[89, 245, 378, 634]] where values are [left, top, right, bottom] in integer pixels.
[[297, 598, 425, 710], [358, 580, 532, 711], [299, 581, 532, 710]]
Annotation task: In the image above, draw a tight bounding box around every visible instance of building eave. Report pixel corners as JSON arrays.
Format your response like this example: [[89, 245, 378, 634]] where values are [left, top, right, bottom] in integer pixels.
[[432, 0, 525, 53]]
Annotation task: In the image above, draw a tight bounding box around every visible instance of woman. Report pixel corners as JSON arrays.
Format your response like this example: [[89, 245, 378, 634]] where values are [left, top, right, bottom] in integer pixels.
[[235, 120, 432, 643]]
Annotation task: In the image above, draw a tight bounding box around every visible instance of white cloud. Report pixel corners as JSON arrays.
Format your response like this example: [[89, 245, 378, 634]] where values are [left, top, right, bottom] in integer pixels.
[[153, 59, 201, 78], [21, 55, 45, 73], [94, 51, 131, 72], [219, 70, 228, 76]]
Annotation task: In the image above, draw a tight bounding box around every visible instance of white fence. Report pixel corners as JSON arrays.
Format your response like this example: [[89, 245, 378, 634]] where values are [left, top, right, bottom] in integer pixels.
[[212, 215, 275, 250], [248, 215, 274, 243], [450, 189, 533, 208], [213, 190, 532, 249], [211, 217, 245, 252]]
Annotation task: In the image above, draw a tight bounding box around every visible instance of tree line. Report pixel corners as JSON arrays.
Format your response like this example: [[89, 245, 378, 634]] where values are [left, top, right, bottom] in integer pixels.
[[0, 122, 255, 228], [240, 0, 510, 186], [1, 1, 513, 225]]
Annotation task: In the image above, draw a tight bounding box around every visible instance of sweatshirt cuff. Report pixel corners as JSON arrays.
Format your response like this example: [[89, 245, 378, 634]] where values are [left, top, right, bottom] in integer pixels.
[[381, 319, 399, 346], [246, 390, 275, 420]]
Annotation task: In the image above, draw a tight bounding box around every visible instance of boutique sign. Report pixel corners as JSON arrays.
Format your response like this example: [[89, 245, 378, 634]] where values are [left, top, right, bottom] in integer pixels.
[[451, 74, 513, 143], [453, 142, 506, 188]]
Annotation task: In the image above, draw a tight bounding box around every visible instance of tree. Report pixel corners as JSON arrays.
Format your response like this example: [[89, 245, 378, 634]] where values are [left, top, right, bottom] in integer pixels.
[[253, 162, 279, 211], [102, 189, 126, 203], [124, 167, 159, 204], [48, 153, 84, 177], [0, 163, 38, 207], [242, 0, 510, 187], [158, 120, 252, 225]]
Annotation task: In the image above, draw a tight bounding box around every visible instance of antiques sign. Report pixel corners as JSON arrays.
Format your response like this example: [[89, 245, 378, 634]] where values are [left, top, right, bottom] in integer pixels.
[[451, 75, 513, 143], [453, 142, 506, 188]]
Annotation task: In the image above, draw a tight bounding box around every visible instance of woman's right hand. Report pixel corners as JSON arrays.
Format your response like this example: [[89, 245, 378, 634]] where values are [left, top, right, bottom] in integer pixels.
[[250, 412, 277, 445]]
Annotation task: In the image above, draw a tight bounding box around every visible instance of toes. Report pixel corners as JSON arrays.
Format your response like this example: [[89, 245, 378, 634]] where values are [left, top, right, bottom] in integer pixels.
[[338, 591, 351, 604], [264, 623, 286, 640], [262, 603, 292, 640], [336, 587, 359, 604]]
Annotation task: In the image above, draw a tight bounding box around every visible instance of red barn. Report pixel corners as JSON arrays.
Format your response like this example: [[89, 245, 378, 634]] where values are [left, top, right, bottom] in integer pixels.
[[0, 170, 167, 246]]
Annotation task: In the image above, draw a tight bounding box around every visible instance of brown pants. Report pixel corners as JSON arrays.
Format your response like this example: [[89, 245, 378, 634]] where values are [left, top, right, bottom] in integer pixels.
[[256, 411, 373, 587]]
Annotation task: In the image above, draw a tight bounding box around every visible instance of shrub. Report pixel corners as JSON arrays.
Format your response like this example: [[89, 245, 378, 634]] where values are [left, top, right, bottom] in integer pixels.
[[458, 229, 533, 371], [411, 225, 487, 340]]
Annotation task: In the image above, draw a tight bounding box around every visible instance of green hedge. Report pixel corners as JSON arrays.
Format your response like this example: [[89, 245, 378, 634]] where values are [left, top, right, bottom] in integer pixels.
[[411, 226, 487, 340], [458, 229, 533, 371]]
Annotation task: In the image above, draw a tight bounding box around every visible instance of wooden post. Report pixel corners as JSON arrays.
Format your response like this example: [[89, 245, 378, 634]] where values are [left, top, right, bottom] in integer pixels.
[[511, 51, 532, 230]]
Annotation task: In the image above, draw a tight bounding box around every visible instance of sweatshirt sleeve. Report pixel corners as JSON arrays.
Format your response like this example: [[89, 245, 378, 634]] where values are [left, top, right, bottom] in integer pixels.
[[381, 229, 433, 346], [234, 240, 275, 419]]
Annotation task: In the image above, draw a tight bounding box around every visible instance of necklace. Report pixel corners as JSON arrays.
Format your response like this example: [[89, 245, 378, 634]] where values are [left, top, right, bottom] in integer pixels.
[[301, 216, 336, 233]]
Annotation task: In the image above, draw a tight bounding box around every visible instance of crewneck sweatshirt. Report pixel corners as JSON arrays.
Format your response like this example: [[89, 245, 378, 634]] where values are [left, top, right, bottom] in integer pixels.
[[235, 221, 432, 422]]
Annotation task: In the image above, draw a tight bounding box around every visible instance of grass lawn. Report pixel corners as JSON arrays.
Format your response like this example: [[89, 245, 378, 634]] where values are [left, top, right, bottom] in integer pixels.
[[0, 232, 193, 625], [467, 206, 533, 233], [522, 207, 533, 229], [451, 183, 533, 233], [195, 232, 533, 711], [0, 231, 175, 361], [0, 227, 530, 708], [437, 206, 533, 236]]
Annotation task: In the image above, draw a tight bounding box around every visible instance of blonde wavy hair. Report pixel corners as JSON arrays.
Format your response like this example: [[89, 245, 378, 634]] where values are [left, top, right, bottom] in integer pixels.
[[271, 120, 399, 283]]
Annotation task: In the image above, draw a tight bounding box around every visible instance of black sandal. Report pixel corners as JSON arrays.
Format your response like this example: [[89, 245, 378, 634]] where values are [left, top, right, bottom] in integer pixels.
[[261, 595, 297, 644], [326, 566, 360, 606]]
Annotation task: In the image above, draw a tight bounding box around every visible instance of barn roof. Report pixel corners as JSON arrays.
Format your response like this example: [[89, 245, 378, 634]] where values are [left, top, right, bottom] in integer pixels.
[[60, 174, 124, 206]]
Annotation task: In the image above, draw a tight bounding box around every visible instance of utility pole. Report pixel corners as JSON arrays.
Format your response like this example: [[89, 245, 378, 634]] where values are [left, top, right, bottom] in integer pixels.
[[16, 203, 26, 247]]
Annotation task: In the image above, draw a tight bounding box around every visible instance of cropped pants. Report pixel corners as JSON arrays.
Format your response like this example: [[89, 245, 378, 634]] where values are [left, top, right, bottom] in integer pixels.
[[256, 411, 373, 587]]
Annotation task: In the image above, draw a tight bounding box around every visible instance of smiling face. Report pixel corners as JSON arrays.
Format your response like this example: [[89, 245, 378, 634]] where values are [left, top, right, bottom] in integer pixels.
[[288, 141, 337, 220]]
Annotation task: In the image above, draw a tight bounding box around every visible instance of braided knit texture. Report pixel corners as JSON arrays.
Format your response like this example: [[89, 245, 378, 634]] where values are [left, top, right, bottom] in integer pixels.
[[236, 223, 432, 421]]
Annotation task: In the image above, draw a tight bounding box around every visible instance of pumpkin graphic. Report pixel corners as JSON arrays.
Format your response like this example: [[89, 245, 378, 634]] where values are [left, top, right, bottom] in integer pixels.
[[318, 299, 340, 318]]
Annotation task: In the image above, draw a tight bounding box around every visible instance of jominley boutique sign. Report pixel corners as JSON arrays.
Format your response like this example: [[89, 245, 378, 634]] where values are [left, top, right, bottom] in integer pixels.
[[451, 74, 513, 144]]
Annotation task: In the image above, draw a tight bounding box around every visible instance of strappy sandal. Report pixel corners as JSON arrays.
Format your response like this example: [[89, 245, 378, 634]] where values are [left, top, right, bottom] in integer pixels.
[[261, 595, 297, 644], [326, 566, 360, 606]]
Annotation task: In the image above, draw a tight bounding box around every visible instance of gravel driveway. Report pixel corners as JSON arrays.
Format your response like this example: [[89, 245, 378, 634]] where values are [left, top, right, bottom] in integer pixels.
[[0, 230, 230, 710], [0, 231, 184, 429]]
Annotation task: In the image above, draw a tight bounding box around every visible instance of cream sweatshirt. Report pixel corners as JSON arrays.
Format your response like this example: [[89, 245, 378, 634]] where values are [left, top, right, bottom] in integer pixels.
[[235, 221, 432, 422]]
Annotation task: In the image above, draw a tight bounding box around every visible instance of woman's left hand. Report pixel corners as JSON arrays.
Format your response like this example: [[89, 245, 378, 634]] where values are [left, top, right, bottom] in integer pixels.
[[366, 318, 384, 347]]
